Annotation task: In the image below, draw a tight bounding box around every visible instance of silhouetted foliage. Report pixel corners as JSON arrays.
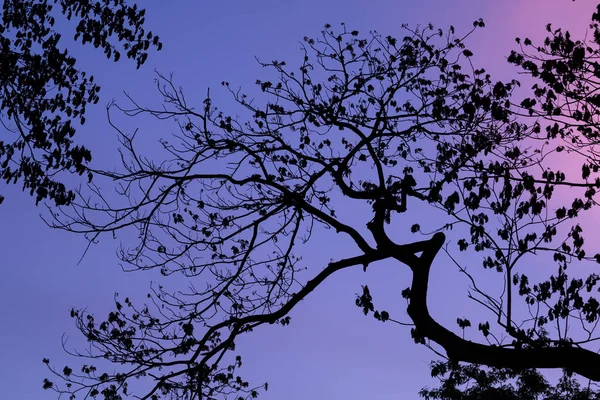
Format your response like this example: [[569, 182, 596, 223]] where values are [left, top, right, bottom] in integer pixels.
[[0, 0, 161, 206], [419, 361, 600, 399], [417, 4, 600, 398], [41, 6, 600, 400]]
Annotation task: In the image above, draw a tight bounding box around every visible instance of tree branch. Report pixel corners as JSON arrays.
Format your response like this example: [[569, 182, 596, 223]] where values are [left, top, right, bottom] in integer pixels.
[[404, 232, 600, 382]]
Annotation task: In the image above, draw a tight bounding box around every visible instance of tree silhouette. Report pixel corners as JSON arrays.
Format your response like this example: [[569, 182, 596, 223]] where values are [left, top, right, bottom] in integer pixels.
[[0, 0, 161, 206], [420, 4, 600, 397], [43, 11, 600, 400]]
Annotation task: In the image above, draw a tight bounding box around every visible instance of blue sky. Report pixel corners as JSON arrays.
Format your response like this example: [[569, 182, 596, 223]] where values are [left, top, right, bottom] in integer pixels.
[[0, 1, 597, 399]]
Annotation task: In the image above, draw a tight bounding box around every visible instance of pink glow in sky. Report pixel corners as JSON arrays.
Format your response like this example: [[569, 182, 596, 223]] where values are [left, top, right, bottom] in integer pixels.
[[1, 1, 598, 399]]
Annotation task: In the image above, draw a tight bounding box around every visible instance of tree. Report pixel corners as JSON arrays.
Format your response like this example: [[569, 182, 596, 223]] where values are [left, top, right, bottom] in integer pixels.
[[0, 0, 161, 206], [42, 11, 600, 400]]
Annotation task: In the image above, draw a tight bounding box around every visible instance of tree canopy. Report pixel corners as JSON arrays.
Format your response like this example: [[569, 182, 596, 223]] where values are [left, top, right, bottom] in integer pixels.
[[39, 4, 600, 400], [0, 0, 161, 206]]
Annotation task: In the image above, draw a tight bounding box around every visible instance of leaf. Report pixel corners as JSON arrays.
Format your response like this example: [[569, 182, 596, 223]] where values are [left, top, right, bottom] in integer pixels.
[[355, 285, 374, 315], [582, 164, 591, 179], [182, 323, 194, 336], [444, 192, 460, 212], [478, 321, 490, 337], [401, 287, 411, 299], [457, 317, 471, 329]]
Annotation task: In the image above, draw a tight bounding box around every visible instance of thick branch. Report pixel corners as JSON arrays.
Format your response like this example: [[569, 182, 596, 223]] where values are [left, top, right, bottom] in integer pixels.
[[405, 232, 600, 381]]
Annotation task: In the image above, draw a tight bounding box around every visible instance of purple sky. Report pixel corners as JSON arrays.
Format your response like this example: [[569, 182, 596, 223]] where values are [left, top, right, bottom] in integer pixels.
[[0, 1, 597, 398]]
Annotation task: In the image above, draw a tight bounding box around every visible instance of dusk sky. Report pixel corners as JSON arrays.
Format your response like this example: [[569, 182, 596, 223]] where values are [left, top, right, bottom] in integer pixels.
[[1, 1, 598, 399]]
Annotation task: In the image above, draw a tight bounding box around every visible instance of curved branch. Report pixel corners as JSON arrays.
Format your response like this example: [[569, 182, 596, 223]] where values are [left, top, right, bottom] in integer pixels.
[[404, 232, 600, 382]]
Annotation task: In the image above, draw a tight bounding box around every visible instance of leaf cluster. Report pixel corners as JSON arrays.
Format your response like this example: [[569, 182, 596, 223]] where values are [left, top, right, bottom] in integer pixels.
[[0, 0, 161, 205]]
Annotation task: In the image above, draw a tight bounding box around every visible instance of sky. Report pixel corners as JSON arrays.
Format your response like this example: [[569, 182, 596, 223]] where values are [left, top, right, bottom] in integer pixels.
[[0, 1, 598, 399]]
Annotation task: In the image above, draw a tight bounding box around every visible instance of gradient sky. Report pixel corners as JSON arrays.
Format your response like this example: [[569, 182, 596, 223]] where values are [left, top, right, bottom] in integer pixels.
[[0, 1, 597, 399]]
